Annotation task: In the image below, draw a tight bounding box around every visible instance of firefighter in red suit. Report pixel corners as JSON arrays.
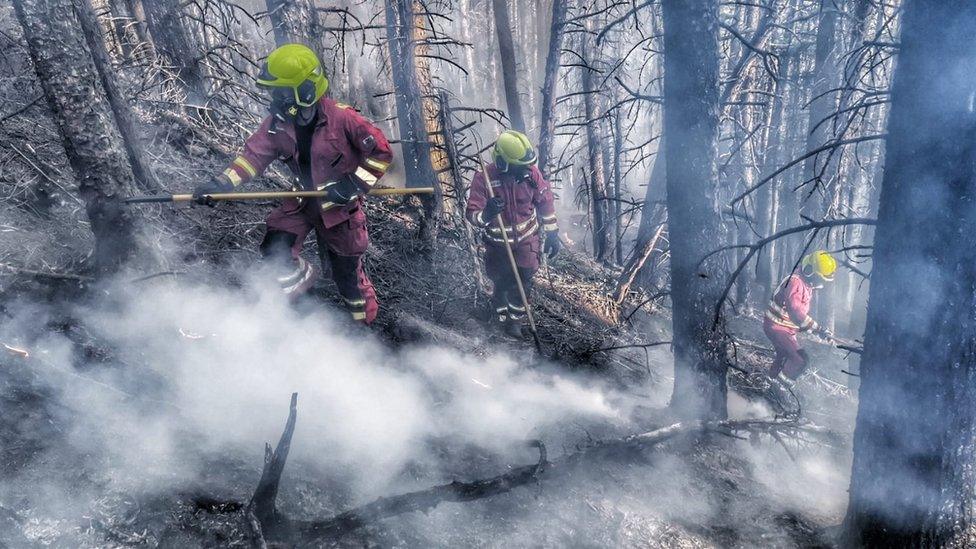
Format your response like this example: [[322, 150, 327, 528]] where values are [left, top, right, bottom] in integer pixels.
[[194, 44, 392, 324], [763, 250, 837, 385], [466, 131, 561, 337]]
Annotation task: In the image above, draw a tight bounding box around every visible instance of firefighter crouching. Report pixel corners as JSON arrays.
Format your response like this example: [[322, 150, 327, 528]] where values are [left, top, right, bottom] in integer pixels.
[[465, 131, 561, 337], [763, 250, 837, 385], [194, 44, 393, 324]]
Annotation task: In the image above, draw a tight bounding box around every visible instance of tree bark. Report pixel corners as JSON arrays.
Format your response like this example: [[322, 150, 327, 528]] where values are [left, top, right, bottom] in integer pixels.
[[581, 33, 610, 264], [384, 0, 442, 251], [13, 0, 142, 272], [634, 133, 666, 290], [75, 0, 155, 191], [536, 0, 567, 173], [661, 0, 728, 420], [141, 0, 206, 104], [612, 96, 625, 266], [265, 0, 320, 47], [843, 1, 976, 545], [799, 1, 841, 327], [492, 0, 526, 131]]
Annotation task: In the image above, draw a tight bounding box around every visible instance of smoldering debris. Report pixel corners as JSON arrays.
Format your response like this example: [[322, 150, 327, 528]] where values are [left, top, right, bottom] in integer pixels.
[[0, 271, 853, 546]]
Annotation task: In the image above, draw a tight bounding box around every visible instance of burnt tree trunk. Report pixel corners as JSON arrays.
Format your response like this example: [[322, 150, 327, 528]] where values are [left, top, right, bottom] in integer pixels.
[[581, 33, 610, 264], [661, 0, 727, 420], [266, 0, 320, 46], [536, 0, 567, 173], [385, 0, 442, 251], [612, 96, 625, 266], [843, 1, 976, 545], [75, 0, 155, 191], [492, 0, 526, 131], [142, 0, 206, 105], [13, 0, 142, 272], [633, 133, 666, 290], [123, 0, 151, 61], [800, 0, 840, 326]]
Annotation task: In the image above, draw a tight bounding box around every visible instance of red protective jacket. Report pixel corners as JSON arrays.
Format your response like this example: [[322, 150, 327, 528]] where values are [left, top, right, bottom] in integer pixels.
[[218, 98, 393, 229], [764, 274, 817, 334], [465, 164, 558, 245]]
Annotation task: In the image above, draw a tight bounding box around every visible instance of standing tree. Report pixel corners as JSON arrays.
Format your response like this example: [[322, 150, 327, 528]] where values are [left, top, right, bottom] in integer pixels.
[[536, 0, 568, 173], [141, 0, 207, 104], [266, 0, 320, 46], [13, 0, 144, 272], [843, 0, 976, 545], [581, 30, 610, 264], [492, 0, 526, 131], [384, 0, 442, 249], [661, 0, 728, 420]]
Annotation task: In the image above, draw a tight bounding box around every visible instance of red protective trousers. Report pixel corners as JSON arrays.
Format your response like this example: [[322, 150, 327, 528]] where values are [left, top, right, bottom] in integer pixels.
[[265, 199, 378, 323], [763, 320, 807, 379]]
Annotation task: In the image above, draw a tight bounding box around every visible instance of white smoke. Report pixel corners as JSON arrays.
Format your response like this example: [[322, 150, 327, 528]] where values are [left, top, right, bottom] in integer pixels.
[[3, 271, 631, 501]]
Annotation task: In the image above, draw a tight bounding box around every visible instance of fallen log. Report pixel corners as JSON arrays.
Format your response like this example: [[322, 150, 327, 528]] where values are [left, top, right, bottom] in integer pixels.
[[244, 393, 547, 545], [237, 395, 832, 546], [295, 440, 546, 540]]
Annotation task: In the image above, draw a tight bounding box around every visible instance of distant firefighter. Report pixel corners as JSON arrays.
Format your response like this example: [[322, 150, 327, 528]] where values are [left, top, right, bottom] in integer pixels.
[[763, 250, 837, 385], [194, 44, 392, 324], [465, 131, 561, 337]]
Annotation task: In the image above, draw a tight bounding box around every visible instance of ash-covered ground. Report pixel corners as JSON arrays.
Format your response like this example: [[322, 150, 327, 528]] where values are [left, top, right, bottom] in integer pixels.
[[0, 262, 858, 547]]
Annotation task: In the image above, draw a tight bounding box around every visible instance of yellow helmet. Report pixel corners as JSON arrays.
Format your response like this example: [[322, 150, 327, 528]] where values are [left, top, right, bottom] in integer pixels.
[[493, 130, 537, 172], [256, 44, 329, 107], [801, 250, 837, 282]]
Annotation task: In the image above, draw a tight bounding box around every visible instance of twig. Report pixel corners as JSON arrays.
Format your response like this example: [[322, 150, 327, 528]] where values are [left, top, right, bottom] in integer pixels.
[[0, 262, 93, 282]]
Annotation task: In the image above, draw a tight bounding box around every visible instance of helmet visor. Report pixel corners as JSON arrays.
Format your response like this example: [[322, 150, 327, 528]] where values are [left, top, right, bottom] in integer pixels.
[[263, 81, 318, 109]]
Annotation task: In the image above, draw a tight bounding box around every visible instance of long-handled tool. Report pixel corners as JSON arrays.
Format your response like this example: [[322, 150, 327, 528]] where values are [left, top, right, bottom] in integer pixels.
[[124, 187, 435, 204], [475, 155, 544, 354]]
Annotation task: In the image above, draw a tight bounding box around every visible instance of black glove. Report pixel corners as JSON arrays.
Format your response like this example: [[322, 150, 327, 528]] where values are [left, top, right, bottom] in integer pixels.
[[544, 230, 562, 259], [483, 197, 505, 220], [321, 176, 361, 207], [193, 177, 234, 206]]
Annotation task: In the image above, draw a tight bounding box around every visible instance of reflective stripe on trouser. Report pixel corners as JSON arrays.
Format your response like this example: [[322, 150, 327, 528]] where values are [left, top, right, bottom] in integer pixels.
[[485, 242, 536, 323], [328, 250, 376, 323], [265, 199, 379, 323], [278, 257, 318, 296]]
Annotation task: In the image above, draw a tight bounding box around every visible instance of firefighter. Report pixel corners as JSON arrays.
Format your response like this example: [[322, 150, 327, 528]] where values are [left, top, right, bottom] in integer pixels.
[[763, 250, 837, 385], [193, 44, 392, 324], [465, 131, 561, 337]]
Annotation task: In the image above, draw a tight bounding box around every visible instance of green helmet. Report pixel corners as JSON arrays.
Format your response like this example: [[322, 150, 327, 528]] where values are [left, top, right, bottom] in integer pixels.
[[493, 130, 537, 172], [256, 44, 329, 108]]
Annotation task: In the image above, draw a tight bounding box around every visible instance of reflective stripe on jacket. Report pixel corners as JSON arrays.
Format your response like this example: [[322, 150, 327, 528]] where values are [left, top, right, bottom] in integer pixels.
[[218, 98, 393, 229], [465, 164, 557, 243], [765, 274, 816, 332]]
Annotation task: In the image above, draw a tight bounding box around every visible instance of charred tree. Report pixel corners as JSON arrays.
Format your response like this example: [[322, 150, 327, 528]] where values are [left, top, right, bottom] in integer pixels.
[[75, 0, 155, 191], [536, 0, 567, 173], [141, 0, 206, 105], [265, 0, 320, 46], [13, 0, 143, 272], [581, 32, 610, 264], [492, 0, 526, 132], [800, 0, 841, 328], [611, 96, 625, 265], [661, 0, 728, 420], [384, 0, 442, 250], [843, 0, 976, 545], [122, 0, 151, 60]]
